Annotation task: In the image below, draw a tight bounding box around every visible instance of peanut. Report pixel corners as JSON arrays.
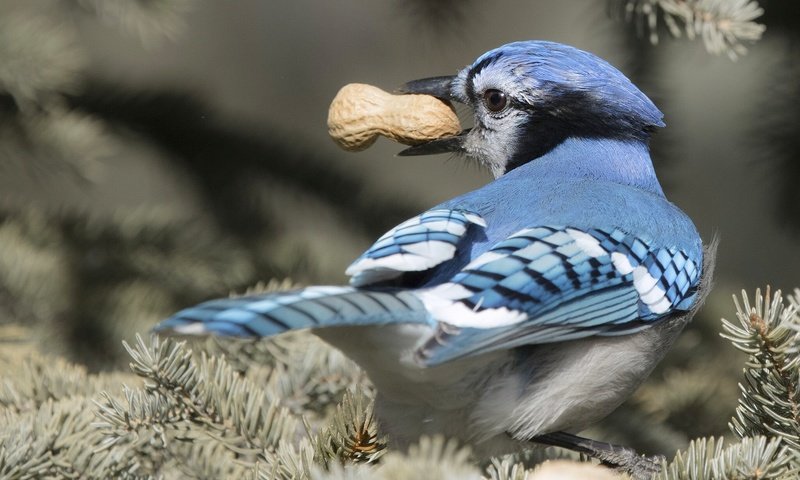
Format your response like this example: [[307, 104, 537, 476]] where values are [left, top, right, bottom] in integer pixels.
[[327, 83, 460, 152]]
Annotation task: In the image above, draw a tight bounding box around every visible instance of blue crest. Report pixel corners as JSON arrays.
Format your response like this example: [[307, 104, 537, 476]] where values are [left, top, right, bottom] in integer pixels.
[[455, 40, 665, 132]]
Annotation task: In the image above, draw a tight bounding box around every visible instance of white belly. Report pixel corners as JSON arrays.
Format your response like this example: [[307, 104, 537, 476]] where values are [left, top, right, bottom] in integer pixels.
[[316, 322, 675, 458], [316, 324, 514, 449]]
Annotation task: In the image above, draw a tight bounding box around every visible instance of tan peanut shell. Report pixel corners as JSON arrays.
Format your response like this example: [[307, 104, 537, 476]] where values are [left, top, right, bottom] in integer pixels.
[[327, 83, 460, 151]]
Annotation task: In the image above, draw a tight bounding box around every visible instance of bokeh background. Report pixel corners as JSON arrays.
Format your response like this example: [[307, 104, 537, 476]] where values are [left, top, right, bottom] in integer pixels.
[[0, 0, 798, 457]]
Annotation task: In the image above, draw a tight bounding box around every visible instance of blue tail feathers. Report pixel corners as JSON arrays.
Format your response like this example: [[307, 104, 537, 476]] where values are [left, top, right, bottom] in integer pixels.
[[154, 286, 430, 338]]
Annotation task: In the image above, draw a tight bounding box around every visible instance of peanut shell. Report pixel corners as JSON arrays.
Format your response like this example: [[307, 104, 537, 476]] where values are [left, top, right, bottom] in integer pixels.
[[327, 83, 460, 152]]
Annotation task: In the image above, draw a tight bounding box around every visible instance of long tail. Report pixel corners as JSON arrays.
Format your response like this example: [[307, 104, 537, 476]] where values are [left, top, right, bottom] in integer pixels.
[[154, 286, 431, 337]]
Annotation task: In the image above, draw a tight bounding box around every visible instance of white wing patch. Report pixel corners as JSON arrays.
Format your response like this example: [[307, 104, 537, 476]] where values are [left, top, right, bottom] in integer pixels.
[[417, 284, 527, 328], [346, 209, 486, 286], [632, 266, 671, 314], [567, 228, 606, 257], [611, 252, 634, 274], [172, 322, 210, 335]]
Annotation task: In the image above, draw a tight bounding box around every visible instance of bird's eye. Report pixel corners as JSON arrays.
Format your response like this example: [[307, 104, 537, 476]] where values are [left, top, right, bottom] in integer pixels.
[[482, 89, 508, 113]]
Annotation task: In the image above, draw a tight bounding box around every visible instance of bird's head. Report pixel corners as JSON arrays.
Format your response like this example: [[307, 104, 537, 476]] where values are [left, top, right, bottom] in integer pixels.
[[399, 41, 665, 178]]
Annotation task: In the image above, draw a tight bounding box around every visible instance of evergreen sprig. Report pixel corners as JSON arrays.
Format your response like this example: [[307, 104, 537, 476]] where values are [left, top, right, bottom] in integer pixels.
[[0, 13, 86, 110], [622, 0, 765, 58], [0, 395, 145, 479], [106, 334, 300, 452], [313, 388, 386, 465], [316, 436, 482, 480], [656, 436, 798, 479], [1, 348, 105, 413], [653, 287, 800, 479], [5, 287, 800, 478], [483, 457, 529, 480], [721, 288, 800, 451], [71, 0, 197, 44]]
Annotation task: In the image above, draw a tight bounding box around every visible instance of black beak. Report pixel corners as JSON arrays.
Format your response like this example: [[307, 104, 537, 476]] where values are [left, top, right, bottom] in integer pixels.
[[396, 75, 468, 156], [396, 75, 458, 101], [397, 129, 470, 156]]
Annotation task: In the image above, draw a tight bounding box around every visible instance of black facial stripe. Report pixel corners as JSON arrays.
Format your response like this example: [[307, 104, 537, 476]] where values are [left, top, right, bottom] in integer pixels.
[[503, 88, 654, 174], [466, 52, 504, 103], [509, 98, 533, 111]]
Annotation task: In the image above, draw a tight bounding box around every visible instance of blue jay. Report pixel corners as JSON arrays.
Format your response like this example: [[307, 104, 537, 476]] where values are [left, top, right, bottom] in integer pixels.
[[156, 41, 714, 477]]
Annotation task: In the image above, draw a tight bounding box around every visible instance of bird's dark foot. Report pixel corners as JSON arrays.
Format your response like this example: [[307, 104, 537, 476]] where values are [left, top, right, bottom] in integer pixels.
[[531, 431, 665, 480]]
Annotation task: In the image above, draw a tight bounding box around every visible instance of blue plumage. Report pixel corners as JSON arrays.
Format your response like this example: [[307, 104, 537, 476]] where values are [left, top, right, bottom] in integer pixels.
[[346, 208, 485, 286], [159, 286, 430, 336], [414, 225, 698, 365], [155, 40, 709, 475]]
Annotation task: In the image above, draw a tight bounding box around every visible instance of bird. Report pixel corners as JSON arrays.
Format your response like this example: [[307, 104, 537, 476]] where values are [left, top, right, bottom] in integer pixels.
[[155, 40, 714, 478]]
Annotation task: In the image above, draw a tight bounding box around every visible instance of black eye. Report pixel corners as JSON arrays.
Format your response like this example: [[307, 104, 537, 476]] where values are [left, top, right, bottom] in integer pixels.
[[482, 89, 508, 112]]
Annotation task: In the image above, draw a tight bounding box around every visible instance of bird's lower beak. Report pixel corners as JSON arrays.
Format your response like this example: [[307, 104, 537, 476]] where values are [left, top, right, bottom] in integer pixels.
[[397, 129, 470, 156], [395, 75, 468, 156]]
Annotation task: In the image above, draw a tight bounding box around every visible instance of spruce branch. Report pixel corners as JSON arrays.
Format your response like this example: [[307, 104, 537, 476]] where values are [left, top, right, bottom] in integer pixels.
[[0, 13, 86, 110], [621, 0, 765, 59], [112, 334, 300, 454], [0, 397, 141, 480], [4, 109, 118, 186], [71, 0, 197, 45], [656, 436, 799, 479], [721, 287, 800, 450], [252, 437, 316, 480], [313, 436, 482, 480], [0, 212, 72, 327], [0, 341, 139, 414], [380, 436, 479, 480], [94, 387, 187, 451], [313, 389, 386, 466], [209, 320, 367, 416], [484, 457, 531, 480], [168, 439, 249, 479], [264, 334, 369, 416], [659, 437, 723, 479]]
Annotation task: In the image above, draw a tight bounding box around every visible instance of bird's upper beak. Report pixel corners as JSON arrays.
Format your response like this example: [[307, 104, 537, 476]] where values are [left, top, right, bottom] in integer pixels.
[[395, 75, 469, 156]]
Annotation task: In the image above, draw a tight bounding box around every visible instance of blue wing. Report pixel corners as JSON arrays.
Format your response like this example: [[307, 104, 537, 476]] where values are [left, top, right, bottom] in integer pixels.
[[155, 208, 486, 339], [346, 208, 486, 286], [415, 226, 700, 365], [155, 286, 431, 337]]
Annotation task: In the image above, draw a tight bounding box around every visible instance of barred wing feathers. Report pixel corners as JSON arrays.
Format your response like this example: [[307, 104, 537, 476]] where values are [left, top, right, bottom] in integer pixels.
[[346, 209, 486, 287], [415, 226, 700, 365]]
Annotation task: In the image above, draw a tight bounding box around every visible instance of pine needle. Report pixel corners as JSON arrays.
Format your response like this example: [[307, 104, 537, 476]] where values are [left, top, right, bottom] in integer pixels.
[[622, 0, 765, 59]]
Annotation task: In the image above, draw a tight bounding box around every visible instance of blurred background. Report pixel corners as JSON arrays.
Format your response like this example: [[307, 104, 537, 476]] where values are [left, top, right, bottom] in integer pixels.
[[0, 0, 797, 456]]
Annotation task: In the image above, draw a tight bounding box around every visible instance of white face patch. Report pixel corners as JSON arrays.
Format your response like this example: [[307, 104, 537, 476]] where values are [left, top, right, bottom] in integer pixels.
[[462, 122, 524, 179], [463, 70, 532, 178]]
